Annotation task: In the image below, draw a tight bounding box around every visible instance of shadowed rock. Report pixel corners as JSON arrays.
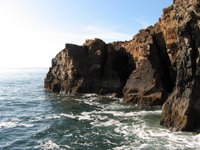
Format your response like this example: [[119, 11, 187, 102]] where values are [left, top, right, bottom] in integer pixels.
[[160, 0, 200, 131], [44, 38, 135, 95], [122, 27, 174, 107]]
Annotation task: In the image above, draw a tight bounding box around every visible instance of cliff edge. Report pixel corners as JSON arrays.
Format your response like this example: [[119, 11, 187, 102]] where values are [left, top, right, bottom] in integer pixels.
[[45, 0, 200, 131]]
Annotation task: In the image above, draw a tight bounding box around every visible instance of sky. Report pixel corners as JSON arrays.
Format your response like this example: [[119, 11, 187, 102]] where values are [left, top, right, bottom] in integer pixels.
[[0, 0, 172, 68]]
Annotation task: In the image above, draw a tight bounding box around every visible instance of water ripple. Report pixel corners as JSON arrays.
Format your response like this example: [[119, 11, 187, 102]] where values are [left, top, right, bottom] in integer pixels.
[[0, 69, 200, 149]]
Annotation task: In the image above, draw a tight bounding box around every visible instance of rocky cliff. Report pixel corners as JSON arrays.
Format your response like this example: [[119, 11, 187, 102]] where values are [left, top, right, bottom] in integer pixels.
[[160, 0, 200, 131], [45, 0, 200, 131], [44, 39, 135, 95]]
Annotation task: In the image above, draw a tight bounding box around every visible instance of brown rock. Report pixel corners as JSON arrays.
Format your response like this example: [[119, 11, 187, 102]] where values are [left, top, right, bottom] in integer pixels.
[[122, 27, 175, 107], [45, 0, 200, 132], [161, 0, 200, 131], [44, 38, 135, 95]]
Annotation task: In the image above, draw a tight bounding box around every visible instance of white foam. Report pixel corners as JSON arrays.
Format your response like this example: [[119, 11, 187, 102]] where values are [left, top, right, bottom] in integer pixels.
[[30, 114, 66, 122], [114, 118, 200, 150], [113, 145, 130, 150], [0, 121, 17, 128], [86, 110, 161, 118], [138, 110, 162, 116], [20, 123, 34, 128], [78, 112, 94, 121], [0, 119, 33, 129], [45, 114, 61, 119], [39, 140, 60, 150], [30, 112, 96, 123], [139, 144, 154, 150], [63, 133, 73, 137], [82, 93, 97, 98], [91, 118, 121, 127], [27, 105, 200, 150], [82, 100, 101, 107], [60, 113, 76, 119], [62, 145, 71, 149], [29, 116, 41, 122]]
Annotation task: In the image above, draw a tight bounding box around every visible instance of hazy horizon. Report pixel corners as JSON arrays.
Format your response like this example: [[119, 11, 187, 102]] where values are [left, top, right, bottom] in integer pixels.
[[0, 0, 172, 68]]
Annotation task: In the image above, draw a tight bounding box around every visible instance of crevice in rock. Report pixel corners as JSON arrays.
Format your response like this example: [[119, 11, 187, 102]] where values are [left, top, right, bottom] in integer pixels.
[[186, 13, 199, 78], [152, 33, 176, 94], [100, 44, 107, 80], [113, 47, 136, 93], [185, 11, 200, 130]]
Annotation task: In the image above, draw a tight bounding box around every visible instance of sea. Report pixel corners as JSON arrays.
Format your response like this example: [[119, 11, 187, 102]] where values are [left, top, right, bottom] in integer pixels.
[[0, 68, 200, 150]]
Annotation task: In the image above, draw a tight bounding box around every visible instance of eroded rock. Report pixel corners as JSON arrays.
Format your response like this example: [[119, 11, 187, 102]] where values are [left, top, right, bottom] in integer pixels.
[[45, 0, 200, 131], [161, 0, 200, 131], [44, 38, 135, 95], [122, 28, 174, 106]]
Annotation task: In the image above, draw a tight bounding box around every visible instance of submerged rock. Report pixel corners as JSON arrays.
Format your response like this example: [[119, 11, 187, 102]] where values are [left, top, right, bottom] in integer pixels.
[[45, 0, 200, 131]]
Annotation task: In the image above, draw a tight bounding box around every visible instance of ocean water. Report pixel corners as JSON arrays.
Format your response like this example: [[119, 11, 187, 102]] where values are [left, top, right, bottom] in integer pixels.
[[0, 68, 200, 150]]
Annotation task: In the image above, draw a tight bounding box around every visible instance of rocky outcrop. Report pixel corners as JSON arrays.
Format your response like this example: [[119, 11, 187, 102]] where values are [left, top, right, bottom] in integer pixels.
[[122, 27, 175, 107], [45, 0, 200, 131], [160, 0, 200, 131], [44, 38, 135, 95]]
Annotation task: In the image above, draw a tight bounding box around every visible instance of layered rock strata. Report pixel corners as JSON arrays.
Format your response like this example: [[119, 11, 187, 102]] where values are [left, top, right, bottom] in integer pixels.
[[45, 0, 200, 131]]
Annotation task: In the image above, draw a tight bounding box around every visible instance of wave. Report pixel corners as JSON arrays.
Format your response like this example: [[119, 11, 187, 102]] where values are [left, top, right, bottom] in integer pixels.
[[113, 120, 200, 150], [39, 140, 61, 150], [0, 119, 33, 129]]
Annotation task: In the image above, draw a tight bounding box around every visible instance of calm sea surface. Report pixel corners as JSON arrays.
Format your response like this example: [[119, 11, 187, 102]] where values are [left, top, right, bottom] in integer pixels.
[[0, 68, 200, 150]]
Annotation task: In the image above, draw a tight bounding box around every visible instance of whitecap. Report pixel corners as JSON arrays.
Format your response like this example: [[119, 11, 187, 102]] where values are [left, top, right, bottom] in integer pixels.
[[113, 145, 131, 150], [63, 133, 73, 137], [60, 112, 93, 121], [91, 118, 121, 127], [0, 119, 33, 129], [29, 116, 43, 122], [0, 121, 17, 128], [82, 93, 97, 98], [137, 110, 162, 116], [62, 145, 71, 149], [82, 100, 101, 107], [29, 114, 62, 122], [77, 111, 96, 121], [39, 140, 60, 150], [20, 123, 34, 128], [114, 119, 200, 150], [60, 113, 76, 119], [89, 110, 137, 118], [45, 114, 61, 119], [139, 144, 154, 150]]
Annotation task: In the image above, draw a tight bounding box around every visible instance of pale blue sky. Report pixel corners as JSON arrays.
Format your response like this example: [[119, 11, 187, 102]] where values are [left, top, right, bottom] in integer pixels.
[[0, 0, 172, 68]]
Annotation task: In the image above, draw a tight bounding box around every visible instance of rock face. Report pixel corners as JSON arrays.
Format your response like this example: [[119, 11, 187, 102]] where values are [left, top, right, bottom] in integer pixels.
[[45, 0, 200, 131], [44, 38, 135, 95], [160, 0, 200, 131], [122, 27, 175, 107]]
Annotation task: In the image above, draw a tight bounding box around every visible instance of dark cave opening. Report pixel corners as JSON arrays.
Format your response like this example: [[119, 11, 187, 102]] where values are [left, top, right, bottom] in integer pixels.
[[53, 83, 61, 93], [114, 48, 136, 93]]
